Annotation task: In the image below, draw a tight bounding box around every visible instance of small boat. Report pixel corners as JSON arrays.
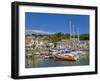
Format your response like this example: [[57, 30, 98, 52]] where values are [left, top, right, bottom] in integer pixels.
[[44, 55, 50, 59], [44, 55, 53, 59], [26, 53, 32, 58], [55, 53, 78, 61]]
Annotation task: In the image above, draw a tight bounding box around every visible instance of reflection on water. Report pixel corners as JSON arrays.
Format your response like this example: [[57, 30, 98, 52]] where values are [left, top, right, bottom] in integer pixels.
[[25, 51, 89, 68]]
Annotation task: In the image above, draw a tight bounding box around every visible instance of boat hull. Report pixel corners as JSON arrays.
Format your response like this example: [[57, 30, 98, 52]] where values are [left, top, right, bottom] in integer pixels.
[[55, 54, 77, 61]]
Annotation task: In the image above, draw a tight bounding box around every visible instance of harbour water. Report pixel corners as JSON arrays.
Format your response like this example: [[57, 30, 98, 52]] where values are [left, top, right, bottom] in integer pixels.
[[25, 51, 89, 68]]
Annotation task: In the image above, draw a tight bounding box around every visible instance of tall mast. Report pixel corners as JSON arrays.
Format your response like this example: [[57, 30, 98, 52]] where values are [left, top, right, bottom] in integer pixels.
[[72, 24, 75, 48], [69, 21, 71, 40], [72, 24, 75, 39], [77, 27, 80, 50], [77, 27, 79, 41]]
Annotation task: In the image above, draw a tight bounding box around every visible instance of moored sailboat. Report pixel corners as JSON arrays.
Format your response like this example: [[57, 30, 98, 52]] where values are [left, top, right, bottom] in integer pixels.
[[55, 53, 78, 61], [54, 21, 80, 61]]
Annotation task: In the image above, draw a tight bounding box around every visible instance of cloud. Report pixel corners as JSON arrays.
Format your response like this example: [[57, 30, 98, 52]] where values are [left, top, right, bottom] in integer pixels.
[[26, 29, 54, 35]]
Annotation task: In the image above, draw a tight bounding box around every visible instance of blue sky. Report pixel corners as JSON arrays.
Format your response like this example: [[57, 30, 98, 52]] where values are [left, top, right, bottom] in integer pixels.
[[25, 12, 89, 34]]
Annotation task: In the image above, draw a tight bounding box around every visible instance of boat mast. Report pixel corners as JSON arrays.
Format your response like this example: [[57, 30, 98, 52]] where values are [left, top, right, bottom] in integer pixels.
[[72, 24, 75, 40], [72, 24, 75, 48], [70, 21, 72, 40], [77, 27, 79, 41], [77, 27, 80, 50]]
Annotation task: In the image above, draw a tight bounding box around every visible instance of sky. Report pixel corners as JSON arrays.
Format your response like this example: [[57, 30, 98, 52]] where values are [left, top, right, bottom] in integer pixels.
[[25, 12, 89, 34]]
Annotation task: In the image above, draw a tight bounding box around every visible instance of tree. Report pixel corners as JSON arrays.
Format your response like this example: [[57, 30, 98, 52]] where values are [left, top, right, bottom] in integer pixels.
[[80, 34, 89, 40]]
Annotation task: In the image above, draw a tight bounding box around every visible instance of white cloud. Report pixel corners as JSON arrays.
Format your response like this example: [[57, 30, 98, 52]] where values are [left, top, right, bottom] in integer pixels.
[[26, 29, 54, 35]]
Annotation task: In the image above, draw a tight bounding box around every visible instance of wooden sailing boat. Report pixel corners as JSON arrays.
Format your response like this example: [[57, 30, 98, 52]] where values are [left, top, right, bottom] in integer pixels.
[[54, 21, 79, 61], [55, 53, 77, 61]]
